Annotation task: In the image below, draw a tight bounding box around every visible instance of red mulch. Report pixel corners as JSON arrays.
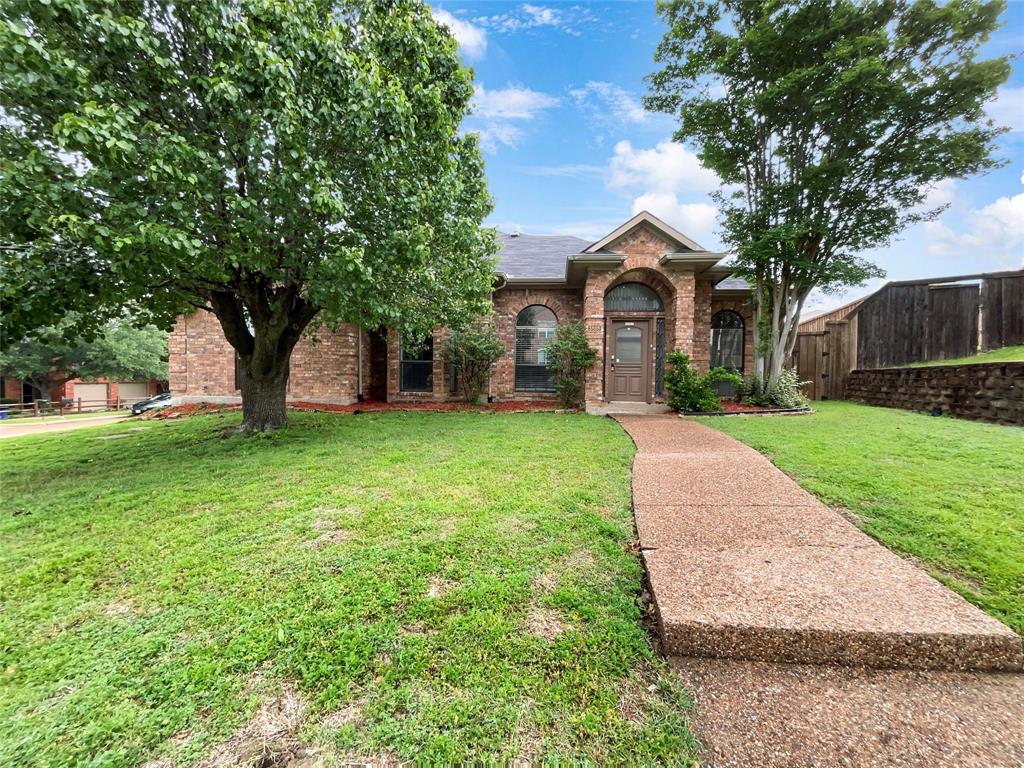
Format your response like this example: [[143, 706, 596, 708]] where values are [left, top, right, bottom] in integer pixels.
[[143, 399, 567, 420], [717, 400, 771, 413]]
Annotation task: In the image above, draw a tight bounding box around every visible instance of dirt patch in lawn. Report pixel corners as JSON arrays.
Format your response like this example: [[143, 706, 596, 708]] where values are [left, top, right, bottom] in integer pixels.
[[304, 518, 350, 549], [526, 607, 568, 640], [425, 576, 455, 599], [198, 683, 310, 768], [320, 697, 367, 731]]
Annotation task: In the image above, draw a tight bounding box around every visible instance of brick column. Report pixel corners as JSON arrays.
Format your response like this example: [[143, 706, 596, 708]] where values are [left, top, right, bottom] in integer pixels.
[[584, 271, 611, 404], [672, 271, 696, 360]]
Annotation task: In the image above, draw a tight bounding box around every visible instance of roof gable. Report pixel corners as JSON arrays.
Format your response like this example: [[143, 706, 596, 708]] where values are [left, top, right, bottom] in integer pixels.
[[583, 210, 706, 254]]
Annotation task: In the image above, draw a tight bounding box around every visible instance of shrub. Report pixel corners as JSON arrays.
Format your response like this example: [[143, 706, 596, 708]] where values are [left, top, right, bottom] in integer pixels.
[[446, 322, 504, 404], [737, 369, 809, 409], [664, 351, 741, 413], [545, 321, 599, 409]]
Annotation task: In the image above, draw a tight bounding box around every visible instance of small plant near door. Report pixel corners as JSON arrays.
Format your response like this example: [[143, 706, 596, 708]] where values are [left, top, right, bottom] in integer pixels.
[[664, 351, 741, 412], [545, 321, 599, 409], [446, 322, 505, 404], [736, 369, 809, 409]]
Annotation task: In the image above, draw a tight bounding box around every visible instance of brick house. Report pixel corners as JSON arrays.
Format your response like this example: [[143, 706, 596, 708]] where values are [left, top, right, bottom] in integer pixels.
[[1, 376, 164, 410], [169, 211, 753, 410]]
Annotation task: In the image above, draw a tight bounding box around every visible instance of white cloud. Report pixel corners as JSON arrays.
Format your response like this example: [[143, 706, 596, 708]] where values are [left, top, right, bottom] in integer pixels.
[[986, 85, 1024, 134], [924, 186, 1024, 266], [631, 194, 719, 240], [521, 4, 561, 27], [431, 9, 487, 60], [473, 4, 593, 36], [602, 139, 722, 246], [519, 163, 604, 178], [473, 84, 559, 120], [921, 178, 957, 211], [608, 140, 720, 195], [467, 84, 560, 152], [570, 82, 649, 124]]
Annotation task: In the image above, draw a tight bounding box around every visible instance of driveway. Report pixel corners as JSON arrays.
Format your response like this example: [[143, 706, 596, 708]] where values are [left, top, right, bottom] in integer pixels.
[[0, 414, 130, 439]]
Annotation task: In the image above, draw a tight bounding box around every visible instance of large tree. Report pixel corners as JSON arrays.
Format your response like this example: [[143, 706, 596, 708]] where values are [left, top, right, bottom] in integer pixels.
[[646, 0, 1011, 385], [0, 0, 495, 430], [0, 317, 168, 400]]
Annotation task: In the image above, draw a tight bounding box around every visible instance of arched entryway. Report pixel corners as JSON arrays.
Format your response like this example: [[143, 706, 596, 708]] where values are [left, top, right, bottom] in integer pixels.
[[603, 274, 673, 403]]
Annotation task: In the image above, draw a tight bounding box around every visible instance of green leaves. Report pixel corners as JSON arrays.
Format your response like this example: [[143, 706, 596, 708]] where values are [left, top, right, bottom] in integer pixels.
[[1, 0, 496, 426], [646, 0, 1010, 386]]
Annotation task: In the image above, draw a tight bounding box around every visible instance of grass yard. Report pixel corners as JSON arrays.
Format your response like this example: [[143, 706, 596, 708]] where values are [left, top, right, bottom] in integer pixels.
[[904, 344, 1024, 367], [0, 412, 696, 767], [699, 401, 1024, 635]]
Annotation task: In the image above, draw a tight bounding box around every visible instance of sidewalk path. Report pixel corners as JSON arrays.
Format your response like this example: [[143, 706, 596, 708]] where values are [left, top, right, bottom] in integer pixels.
[[615, 414, 1024, 766], [0, 414, 129, 439]]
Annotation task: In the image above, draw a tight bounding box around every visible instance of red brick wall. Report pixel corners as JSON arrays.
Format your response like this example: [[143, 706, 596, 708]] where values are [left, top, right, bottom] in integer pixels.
[[167, 234, 750, 408], [492, 287, 583, 401], [580, 225, 701, 404], [169, 310, 365, 405]]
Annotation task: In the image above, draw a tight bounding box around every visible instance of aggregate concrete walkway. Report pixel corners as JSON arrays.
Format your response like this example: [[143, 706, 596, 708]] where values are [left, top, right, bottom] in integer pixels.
[[615, 414, 1024, 767]]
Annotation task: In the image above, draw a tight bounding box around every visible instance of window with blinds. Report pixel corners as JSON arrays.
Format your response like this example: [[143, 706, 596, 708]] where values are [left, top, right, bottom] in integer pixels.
[[515, 306, 557, 391], [400, 335, 433, 392]]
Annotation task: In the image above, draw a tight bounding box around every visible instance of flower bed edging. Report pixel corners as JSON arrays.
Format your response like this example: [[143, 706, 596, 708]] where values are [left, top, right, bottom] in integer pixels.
[[678, 406, 813, 417]]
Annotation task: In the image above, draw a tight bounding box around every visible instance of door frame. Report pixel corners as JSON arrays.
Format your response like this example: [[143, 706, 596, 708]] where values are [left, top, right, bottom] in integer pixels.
[[605, 318, 652, 403]]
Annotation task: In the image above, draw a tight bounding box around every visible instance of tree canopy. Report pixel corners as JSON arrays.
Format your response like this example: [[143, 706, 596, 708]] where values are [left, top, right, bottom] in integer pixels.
[[0, 0, 496, 429], [0, 318, 168, 399], [646, 0, 1011, 384]]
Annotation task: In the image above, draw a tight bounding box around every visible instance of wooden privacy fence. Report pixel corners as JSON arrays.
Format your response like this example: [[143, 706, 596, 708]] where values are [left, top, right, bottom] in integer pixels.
[[792, 269, 1023, 400], [791, 320, 856, 401]]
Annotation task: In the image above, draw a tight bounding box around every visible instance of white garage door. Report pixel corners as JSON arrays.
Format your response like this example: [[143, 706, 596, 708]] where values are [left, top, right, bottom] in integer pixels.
[[73, 383, 109, 410], [117, 382, 150, 405]]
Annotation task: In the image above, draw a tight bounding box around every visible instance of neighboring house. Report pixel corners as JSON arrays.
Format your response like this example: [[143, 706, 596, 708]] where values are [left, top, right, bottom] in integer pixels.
[[797, 296, 869, 333], [0, 377, 164, 410], [169, 211, 754, 409]]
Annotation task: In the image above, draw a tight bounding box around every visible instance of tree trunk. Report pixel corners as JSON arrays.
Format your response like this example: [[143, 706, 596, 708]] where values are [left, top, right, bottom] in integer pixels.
[[237, 356, 290, 431]]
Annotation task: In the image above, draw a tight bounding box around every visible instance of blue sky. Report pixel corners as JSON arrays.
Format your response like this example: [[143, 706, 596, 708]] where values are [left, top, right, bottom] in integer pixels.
[[431, 1, 1024, 313]]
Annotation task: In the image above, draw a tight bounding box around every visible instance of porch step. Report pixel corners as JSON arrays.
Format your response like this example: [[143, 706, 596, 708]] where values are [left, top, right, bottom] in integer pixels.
[[587, 402, 671, 416], [616, 415, 1023, 673]]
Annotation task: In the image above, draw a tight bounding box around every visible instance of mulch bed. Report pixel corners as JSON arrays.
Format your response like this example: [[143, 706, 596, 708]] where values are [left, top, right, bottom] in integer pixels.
[[143, 399, 569, 420], [681, 400, 812, 416]]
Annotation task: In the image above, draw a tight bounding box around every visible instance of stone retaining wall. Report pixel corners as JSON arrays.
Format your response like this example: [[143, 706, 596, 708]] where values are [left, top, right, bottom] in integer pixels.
[[845, 362, 1024, 426]]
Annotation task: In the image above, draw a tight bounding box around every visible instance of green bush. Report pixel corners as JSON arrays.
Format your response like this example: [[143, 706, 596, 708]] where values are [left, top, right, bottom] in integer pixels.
[[545, 321, 599, 409], [446, 322, 505, 404], [664, 351, 741, 413], [737, 369, 809, 409]]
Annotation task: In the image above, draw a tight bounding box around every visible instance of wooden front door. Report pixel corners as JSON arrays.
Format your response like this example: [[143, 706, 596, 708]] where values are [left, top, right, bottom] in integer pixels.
[[608, 320, 649, 402]]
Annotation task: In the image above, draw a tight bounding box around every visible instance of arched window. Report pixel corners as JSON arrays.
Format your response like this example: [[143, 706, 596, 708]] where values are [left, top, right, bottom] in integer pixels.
[[515, 305, 557, 391], [604, 282, 664, 312], [710, 310, 744, 373]]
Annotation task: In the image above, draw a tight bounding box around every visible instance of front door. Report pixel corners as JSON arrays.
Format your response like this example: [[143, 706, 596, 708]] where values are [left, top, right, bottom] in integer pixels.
[[608, 320, 649, 401]]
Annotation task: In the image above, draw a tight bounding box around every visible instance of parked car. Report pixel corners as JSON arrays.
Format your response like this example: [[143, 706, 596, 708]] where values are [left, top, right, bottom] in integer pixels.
[[131, 392, 172, 416]]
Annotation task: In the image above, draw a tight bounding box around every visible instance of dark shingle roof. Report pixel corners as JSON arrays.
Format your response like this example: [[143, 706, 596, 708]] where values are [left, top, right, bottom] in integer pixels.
[[495, 233, 591, 279], [714, 276, 750, 291]]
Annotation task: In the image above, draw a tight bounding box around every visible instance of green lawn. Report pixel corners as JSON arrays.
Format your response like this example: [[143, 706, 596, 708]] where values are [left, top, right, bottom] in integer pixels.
[[699, 401, 1024, 634], [0, 410, 130, 425], [903, 344, 1024, 367], [0, 412, 696, 767]]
